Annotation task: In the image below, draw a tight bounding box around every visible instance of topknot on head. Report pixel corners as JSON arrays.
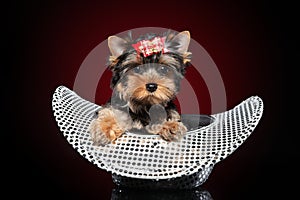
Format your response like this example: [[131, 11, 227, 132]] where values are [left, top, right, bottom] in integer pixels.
[[107, 30, 192, 66]]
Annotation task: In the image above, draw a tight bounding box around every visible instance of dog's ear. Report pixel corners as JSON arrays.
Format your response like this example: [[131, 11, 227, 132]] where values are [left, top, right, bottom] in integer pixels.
[[108, 36, 127, 58], [171, 31, 191, 54]]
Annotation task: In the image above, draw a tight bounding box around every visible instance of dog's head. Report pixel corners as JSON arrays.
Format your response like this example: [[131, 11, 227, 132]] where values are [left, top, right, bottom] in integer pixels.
[[107, 31, 191, 110]]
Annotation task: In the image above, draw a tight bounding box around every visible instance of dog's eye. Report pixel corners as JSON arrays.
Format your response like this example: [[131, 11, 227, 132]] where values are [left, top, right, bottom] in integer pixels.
[[160, 66, 169, 74], [133, 66, 141, 73]]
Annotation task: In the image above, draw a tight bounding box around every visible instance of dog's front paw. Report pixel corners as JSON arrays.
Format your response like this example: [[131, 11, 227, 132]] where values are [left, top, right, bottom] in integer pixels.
[[147, 120, 187, 141], [89, 118, 124, 145], [159, 120, 187, 141], [89, 108, 131, 145]]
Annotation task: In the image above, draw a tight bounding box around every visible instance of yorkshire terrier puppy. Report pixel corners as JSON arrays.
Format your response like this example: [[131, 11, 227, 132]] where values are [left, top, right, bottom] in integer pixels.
[[89, 30, 192, 145]]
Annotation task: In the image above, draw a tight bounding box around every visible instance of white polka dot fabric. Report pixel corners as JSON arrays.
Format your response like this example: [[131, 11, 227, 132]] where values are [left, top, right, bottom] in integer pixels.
[[52, 86, 263, 186]]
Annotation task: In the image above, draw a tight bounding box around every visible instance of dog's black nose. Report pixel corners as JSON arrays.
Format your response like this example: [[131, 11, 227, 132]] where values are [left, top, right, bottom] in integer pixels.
[[146, 83, 158, 92]]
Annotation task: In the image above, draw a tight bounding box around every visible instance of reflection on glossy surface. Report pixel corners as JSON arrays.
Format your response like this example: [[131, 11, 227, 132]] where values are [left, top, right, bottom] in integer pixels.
[[112, 168, 213, 190], [111, 187, 213, 200]]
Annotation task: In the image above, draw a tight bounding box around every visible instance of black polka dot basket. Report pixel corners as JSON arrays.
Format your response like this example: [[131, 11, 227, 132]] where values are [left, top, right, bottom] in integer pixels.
[[52, 86, 263, 189]]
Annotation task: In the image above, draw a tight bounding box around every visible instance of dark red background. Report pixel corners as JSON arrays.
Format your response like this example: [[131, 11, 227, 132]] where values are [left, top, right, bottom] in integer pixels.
[[8, 1, 292, 199]]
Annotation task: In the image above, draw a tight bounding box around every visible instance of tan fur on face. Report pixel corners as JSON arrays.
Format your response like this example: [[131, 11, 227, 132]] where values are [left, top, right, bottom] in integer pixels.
[[120, 69, 176, 107]]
